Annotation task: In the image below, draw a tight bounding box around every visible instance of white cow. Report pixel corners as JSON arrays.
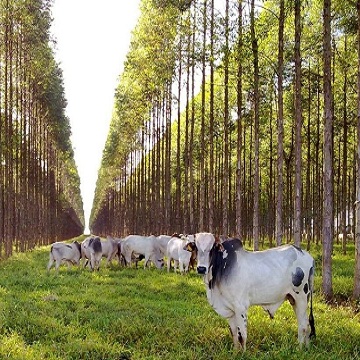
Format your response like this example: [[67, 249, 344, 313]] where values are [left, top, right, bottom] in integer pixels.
[[116, 237, 144, 267], [156, 234, 173, 256], [121, 235, 164, 269], [166, 235, 197, 274], [47, 241, 81, 273], [195, 232, 315, 351], [338, 232, 354, 241], [102, 236, 120, 266], [81, 236, 102, 271]]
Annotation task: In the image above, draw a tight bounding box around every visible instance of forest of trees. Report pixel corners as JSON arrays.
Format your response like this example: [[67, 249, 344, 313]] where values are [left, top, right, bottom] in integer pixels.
[[89, 0, 360, 300], [0, 0, 84, 258]]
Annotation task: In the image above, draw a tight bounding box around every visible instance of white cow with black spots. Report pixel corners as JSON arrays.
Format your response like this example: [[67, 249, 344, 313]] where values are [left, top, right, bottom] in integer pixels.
[[47, 241, 81, 273], [194, 232, 315, 351], [81, 236, 102, 271]]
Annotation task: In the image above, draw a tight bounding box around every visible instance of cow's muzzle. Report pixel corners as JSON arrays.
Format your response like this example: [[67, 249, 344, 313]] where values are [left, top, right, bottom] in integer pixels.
[[197, 266, 207, 274]]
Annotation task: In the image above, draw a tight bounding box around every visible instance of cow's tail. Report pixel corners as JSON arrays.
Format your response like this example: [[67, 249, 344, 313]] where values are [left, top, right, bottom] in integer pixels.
[[309, 260, 316, 340]]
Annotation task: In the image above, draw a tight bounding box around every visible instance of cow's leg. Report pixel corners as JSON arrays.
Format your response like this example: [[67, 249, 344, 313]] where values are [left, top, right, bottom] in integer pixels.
[[90, 254, 96, 271], [143, 255, 150, 269], [228, 316, 240, 349], [105, 256, 111, 266], [179, 261, 184, 274], [292, 296, 310, 347], [47, 257, 54, 272], [228, 309, 248, 351], [174, 260, 179, 273], [167, 257, 171, 272], [55, 259, 61, 273], [124, 252, 132, 268]]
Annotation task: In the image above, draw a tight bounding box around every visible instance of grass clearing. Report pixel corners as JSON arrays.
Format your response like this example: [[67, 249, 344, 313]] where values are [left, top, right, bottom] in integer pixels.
[[0, 238, 359, 359]]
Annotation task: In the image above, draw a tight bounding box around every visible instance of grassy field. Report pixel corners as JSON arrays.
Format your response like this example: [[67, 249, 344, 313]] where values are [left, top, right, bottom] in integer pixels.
[[0, 236, 359, 360]]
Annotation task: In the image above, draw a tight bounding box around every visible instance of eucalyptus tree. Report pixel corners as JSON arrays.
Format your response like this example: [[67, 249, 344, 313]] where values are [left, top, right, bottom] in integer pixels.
[[323, 0, 334, 300], [354, 0, 360, 299], [0, 0, 84, 257], [276, 0, 285, 246], [250, 0, 260, 250], [235, 0, 243, 239], [90, 0, 360, 302], [293, 0, 302, 247]]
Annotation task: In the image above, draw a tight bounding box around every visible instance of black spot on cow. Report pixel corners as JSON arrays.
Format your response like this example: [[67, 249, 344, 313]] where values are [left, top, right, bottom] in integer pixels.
[[209, 238, 242, 289], [308, 264, 314, 286], [237, 326, 244, 347], [304, 283, 309, 294], [292, 267, 304, 287], [89, 237, 102, 253]]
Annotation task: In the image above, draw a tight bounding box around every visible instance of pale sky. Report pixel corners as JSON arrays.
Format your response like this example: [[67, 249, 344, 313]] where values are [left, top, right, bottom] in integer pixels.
[[51, 1, 141, 233]]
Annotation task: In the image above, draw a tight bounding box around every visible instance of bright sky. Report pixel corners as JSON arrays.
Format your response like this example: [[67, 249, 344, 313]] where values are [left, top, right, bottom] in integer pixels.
[[51, 1, 141, 233]]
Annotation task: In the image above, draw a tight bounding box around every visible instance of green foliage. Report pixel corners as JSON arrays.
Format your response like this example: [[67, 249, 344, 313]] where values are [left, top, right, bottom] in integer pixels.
[[0, 0, 84, 242], [0, 241, 359, 359]]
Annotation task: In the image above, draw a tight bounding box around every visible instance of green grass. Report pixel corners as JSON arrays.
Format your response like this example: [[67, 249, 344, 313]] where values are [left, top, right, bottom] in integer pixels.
[[0, 238, 359, 359]]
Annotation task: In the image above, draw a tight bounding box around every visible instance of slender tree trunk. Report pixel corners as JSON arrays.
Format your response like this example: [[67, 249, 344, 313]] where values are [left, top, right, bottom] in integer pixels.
[[236, 0, 243, 239], [251, 0, 260, 250], [199, 0, 207, 232], [208, 0, 215, 233], [176, 33, 182, 231], [276, 0, 285, 246], [322, 0, 334, 301], [165, 82, 172, 234], [341, 36, 348, 255], [305, 61, 312, 249], [189, 4, 196, 234], [353, 0, 360, 299], [222, 0, 230, 237], [294, 0, 302, 247], [184, 28, 191, 233]]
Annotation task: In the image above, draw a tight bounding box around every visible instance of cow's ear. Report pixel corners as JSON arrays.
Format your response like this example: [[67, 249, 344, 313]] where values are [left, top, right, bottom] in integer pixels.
[[214, 242, 225, 252], [183, 243, 193, 252]]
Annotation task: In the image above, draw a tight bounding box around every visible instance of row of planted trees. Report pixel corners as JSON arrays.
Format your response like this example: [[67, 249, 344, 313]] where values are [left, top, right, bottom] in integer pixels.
[[0, 0, 84, 259], [90, 0, 360, 299]]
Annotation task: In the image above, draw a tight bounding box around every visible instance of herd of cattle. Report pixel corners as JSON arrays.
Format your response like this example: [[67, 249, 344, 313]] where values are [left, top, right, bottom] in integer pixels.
[[47, 233, 316, 351], [47, 233, 197, 273]]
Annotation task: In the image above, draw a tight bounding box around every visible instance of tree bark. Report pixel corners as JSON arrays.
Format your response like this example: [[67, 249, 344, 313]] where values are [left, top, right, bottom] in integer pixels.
[[353, 0, 360, 299], [276, 0, 285, 246], [235, 0, 243, 239], [251, 0, 260, 250], [222, 0, 230, 237], [294, 0, 302, 247], [322, 0, 334, 301]]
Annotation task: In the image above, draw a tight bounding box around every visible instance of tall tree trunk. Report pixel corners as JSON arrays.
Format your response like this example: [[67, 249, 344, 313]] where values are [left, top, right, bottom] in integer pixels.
[[165, 82, 172, 234], [199, 0, 207, 232], [208, 0, 215, 233], [189, 3, 196, 234], [322, 0, 334, 301], [276, 0, 285, 246], [236, 0, 243, 239], [341, 36, 348, 255], [251, 0, 260, 250], [176, 33, 182, 231], [222, 0, 230, 237], [353, 0, 360, 299], [184, 27, 191, 233], [294, 0, 302, 247], [306, 61, 312, 249]]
